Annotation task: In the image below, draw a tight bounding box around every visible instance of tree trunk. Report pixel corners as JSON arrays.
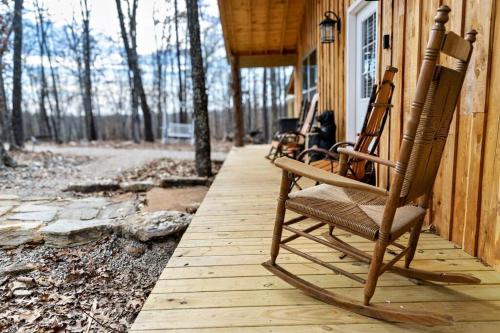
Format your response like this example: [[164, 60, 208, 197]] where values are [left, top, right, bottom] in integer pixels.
[[270, 67, 278, 136], [174, 0, 186, 123], [0, 141, 16, 168], [11, 0, 24, 148], [262, 68, 269, 142], [81, 0, 97, 141], [231, 57, 243, 147], [186, 0, 211, 177], [115, 0, 154, 142], [0, 56, 11, 143]]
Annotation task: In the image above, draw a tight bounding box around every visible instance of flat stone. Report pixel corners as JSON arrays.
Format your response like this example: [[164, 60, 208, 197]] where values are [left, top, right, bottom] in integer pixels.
[[7, 210, 58, 222], [12, 204, 59, 213], [120, 211, 191, 242], [0, 206, 12, 217], [99, 201, 136, 219], [120, 180, 155, 193], [66, 197, 110, 209], [41, 219, 114, 248], [0, 222, 44, 247], [64, 180, 120, 193], [160, 176, 211, 188], [57, 208, 100, 220], [0, 194, 19, 200]]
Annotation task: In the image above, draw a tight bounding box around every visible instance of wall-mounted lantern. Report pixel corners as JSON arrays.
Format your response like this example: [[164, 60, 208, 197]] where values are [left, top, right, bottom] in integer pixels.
[[320, 11, 341, 44]]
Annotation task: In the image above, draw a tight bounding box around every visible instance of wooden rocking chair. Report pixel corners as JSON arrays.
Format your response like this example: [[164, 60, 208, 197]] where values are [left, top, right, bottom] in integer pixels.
[[265, 93, 319, 162], [298, 66, 397, 185], [263, 6, 478, 325]]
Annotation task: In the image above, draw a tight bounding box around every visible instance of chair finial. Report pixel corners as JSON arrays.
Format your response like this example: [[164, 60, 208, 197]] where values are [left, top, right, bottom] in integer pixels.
[[434, 5, 451, 25], [465, 29, 478, 44]]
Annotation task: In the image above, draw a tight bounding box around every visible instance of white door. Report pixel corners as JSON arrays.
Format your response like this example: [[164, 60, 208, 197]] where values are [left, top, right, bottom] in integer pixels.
[[346, 1, 378, 142]]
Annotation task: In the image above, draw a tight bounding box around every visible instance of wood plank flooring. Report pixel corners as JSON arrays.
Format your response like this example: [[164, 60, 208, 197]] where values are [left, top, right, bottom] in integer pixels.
[[130, 145, 500, 332]]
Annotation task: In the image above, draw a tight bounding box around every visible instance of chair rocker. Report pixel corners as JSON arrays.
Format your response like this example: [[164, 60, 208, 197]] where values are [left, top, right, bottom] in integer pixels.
[[265, 93, 319, 162], [263, 6, 478, 325], [298, 66, 397, 185]]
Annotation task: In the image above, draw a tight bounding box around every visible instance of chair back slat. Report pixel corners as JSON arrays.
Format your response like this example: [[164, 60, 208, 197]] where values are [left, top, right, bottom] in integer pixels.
[[299, 93, 319, 136], [441, 31, 472, 62]]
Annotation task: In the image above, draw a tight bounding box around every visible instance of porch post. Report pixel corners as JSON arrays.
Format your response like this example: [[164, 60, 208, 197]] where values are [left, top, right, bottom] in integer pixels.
[[231, 56, 244, 147]]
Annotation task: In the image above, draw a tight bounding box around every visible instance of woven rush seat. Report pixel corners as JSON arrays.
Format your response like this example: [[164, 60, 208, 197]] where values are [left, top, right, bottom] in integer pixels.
[[286, 184, 425, 240]]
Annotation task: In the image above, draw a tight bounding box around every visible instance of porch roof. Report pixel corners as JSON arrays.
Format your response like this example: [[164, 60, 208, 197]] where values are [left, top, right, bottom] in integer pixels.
[[217, 0, 306, 68]]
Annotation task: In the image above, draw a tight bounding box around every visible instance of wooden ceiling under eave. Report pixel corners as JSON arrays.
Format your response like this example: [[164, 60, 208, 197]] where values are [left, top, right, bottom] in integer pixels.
[[218, 0, 306, 68]]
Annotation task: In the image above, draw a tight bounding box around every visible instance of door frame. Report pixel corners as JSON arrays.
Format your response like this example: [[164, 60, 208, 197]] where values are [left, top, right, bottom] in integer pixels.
[[345, 0, 378, 142]]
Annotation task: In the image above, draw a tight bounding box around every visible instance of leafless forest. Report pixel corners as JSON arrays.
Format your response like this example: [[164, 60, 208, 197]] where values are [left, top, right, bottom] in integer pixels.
[[0, 0, 290, 154]]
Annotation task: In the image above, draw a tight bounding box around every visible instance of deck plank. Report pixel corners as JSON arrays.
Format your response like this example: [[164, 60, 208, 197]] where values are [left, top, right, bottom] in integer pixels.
[[131, 146, 500, 332]]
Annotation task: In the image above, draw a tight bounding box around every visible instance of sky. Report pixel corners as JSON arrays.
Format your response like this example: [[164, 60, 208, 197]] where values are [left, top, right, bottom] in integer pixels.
[[24, 0, 221, 55]]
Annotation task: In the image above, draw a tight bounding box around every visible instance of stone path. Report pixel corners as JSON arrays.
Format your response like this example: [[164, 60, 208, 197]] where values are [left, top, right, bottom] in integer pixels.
[[0, 194, 191, 248]]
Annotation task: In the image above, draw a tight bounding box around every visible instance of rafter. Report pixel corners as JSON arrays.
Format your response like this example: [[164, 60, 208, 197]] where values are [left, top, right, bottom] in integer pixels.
[[279, 0, 290, 54]]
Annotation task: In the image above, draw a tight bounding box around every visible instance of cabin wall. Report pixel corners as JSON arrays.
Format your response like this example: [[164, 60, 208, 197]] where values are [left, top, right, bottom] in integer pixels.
[[294, 0, 500, 270]]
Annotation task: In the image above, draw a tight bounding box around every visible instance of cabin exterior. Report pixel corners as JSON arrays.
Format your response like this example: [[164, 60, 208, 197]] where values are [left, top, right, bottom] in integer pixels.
[[218, 0, 500, 271]]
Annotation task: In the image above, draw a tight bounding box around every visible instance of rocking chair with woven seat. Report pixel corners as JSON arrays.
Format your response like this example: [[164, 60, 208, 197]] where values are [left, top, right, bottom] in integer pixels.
[[263, 6, 478, 325], [265, 93, 319, 162], [298, 66, 398, 185]]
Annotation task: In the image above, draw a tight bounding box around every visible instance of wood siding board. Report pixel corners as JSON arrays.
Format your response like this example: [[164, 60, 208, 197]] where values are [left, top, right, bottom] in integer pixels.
[[478, 0, 500, 269]]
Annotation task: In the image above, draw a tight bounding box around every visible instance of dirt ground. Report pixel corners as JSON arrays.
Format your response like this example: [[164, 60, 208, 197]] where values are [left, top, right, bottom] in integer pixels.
[[144, 187, 208, 212]]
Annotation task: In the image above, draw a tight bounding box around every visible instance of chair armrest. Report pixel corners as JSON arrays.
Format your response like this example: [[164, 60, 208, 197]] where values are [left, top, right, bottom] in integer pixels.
[[337, 148, 396, 168], [330, 141, 356, 153], [274, 157, 388, 195], [297, 147, 338, 162]]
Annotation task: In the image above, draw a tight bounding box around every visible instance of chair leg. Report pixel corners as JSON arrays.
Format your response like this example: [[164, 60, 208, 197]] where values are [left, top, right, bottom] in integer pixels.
[[271, 171, 290, 264], [328, 225, 335, 236], [405, 218, 424, 268], [364, 240, 387, 305]]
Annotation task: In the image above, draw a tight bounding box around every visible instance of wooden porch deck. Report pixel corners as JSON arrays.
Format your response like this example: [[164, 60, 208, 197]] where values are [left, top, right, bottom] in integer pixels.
[[131, 145, 500, 332]]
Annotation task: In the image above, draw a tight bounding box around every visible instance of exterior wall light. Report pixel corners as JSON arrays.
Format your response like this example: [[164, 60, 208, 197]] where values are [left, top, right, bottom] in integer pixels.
[[320, 11, 341, 44]]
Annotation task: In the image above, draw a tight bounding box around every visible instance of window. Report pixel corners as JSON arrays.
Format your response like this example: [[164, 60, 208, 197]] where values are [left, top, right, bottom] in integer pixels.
[[361, 12, 376, 99], [302, 49, 317, 102]]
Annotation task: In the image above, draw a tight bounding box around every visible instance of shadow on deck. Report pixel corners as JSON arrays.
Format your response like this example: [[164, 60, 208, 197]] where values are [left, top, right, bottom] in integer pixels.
[[130, 145, 500, 332]]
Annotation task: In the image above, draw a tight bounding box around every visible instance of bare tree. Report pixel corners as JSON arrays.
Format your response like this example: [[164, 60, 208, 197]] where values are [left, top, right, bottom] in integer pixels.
[[80, 0, 97, 141], [11, 0, 23, 148], [174, 0, 186, 123], [262, 68, 269, 142], [270, 67, 278, 135], [186, 0, 211, 176], [34, 0, 52, 140], [0, 3, 13, 144], [115, 0, 154, 142]]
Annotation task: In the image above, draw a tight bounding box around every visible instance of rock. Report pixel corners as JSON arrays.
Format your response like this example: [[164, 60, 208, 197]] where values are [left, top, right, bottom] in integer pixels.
[[0, 206, 13, 217], [120, 180, 155, 193], [0, 194, 19, 200], [160, 176, 211, 188], [63, 180, 120, 193], [41, 219, 114, 247], [0, 263, 37, 277], [13, 289, 32, 297], [120, 211, 191, 242], [7, 210, 58, 222], [0, 222, 44, 247], [12, 204, 58, 213], [185, 203, 200, 214], [58, 208, 100, 220], [66, 197, 109, 209], [124, 243, 146, 257], [99, 201, 137, 219]]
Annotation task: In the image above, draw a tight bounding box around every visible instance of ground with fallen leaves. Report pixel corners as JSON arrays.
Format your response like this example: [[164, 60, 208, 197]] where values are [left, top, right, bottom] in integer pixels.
[[0, 235, 178, 332]]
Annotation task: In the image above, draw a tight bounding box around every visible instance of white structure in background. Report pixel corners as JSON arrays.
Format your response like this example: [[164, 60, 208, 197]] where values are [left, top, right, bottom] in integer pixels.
[[162, 122, 195, 145]]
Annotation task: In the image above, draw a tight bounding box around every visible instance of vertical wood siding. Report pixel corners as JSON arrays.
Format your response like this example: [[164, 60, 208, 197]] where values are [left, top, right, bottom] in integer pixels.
[[293, 0, 500, 270]]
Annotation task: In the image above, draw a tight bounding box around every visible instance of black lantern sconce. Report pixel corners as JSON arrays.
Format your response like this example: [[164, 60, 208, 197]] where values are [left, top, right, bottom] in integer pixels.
[[320, 11, 341, 44]]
